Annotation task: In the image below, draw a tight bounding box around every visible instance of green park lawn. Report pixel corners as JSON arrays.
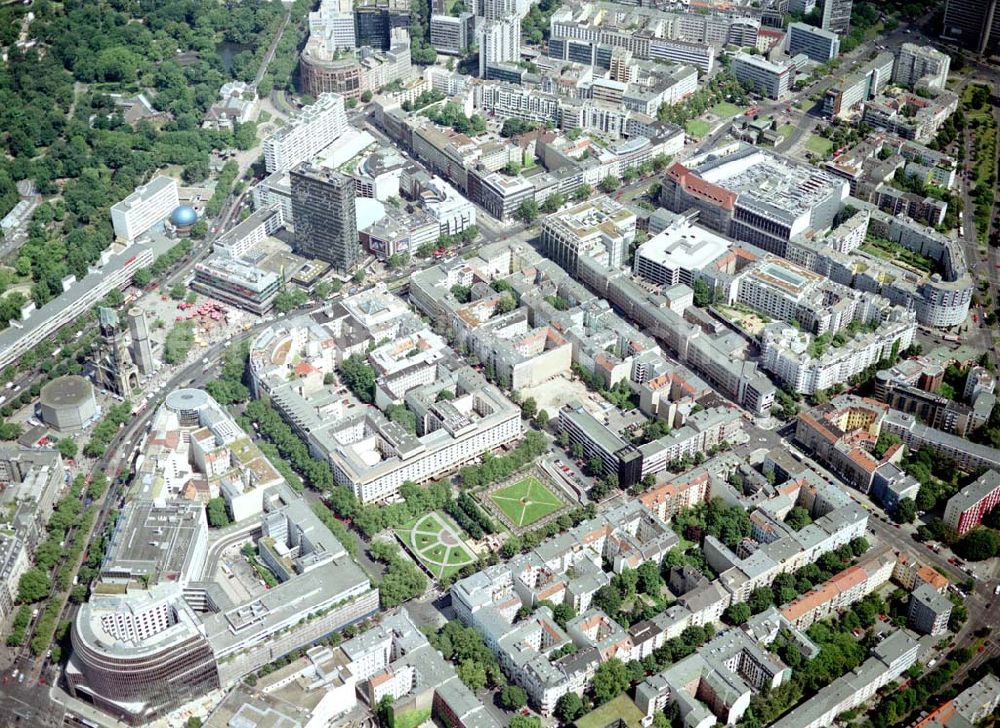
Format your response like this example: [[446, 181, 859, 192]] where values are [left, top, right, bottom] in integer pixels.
[[805, 135, 834, 156], [710, 101, 743, 118], [489, 476, 564, 528], [685, 119, 711, 138], [396, 511, 476, 580]]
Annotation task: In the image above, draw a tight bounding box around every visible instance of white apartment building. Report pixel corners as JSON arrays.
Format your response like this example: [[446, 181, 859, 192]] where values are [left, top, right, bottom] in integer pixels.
[[309, 0, 356, 50], [479, 17, 520, 76], [893, 43, 950, 91], [252, 170, 294, 223], [262, 93, 348, 173], [731, 53, 791, 100], [214, 206, 284, 259], [0, 239, 165, 372], [110, 176, 180, 243], [760, 313, 916, 395], [648, 38, 715, 73]]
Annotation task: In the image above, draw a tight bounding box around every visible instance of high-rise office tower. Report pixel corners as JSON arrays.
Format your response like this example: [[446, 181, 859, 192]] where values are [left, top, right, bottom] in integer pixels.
[[127, 307, 155, 375], [479, 17, 520, 77], [942, 0, 1000, 54], [477, 0, 518, 20], [821, 0, 852, 35], [355, 6, 391, 49], [290, 163, 360, 272]]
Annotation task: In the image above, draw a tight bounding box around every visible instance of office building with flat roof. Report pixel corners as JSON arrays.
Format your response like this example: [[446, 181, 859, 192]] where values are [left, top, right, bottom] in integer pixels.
[[787, 22, 840, 62], [468, 166, 534, 222], [540, 197, 636, 274], [290, 163, 360, 271], [430, 12, 476, 55], [251, 170, 294, 223], [192, 255, 282, 315], [660, 144, 848, 258], [941, 0, 1000, 54], [100, 500, 208, 587], [110, 176, 180, 243], [731, 52, 792, 100], [633, 213, 731, 287]]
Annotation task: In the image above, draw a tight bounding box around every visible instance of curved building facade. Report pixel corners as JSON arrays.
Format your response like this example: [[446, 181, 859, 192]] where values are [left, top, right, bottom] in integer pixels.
[[164, 387, 213, 426], [300, 50, 364, 98], [67, 585, 219, 725]]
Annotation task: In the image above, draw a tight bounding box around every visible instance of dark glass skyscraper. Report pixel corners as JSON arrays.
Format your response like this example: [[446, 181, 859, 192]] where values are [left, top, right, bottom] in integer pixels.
[[942, 0, 1000, 54], [355, 6, 391, 49], [290, 163, 360, 272]]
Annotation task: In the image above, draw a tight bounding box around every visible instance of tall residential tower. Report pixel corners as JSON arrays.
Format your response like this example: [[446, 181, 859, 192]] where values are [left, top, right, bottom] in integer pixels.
[[821, 0, 852, 35]]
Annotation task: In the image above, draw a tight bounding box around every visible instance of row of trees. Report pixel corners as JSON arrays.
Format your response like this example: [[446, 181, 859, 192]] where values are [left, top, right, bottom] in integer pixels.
[[164, 321, 195, 364], [456, 430, 547, 488], [311, 502, 358, 557], [245, 399, 337, 491], [445, 492, 495, 540], [369, 541, 428, 608], [205, 341, 251, 405], [9, 473, 107, 660], [497, 503, 597, 560], [415, 225, 479, 258], [83, 401, 132, 458]]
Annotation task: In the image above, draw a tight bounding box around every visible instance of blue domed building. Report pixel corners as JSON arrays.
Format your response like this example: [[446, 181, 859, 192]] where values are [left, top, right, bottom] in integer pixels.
[[170, 205, 198, 235]]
